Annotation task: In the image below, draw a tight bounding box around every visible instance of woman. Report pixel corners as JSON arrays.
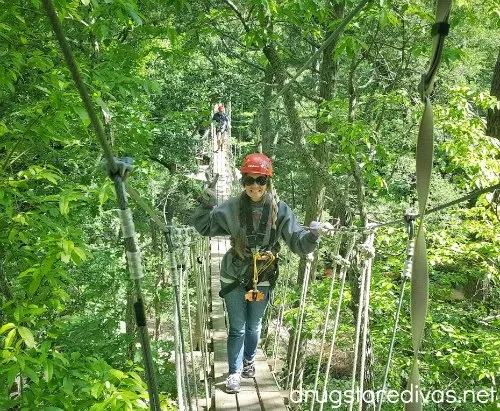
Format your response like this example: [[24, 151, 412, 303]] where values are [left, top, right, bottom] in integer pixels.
[[192, 153, 329, 393]]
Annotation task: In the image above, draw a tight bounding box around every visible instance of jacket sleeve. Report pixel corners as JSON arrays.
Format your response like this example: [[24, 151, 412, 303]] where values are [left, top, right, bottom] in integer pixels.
[[191, 204, 232, 237], [277, 202, 319, 255]]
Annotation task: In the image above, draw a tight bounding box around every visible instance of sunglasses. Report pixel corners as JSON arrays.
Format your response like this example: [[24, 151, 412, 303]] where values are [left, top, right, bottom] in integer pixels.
[[242, 175, 268, 186]]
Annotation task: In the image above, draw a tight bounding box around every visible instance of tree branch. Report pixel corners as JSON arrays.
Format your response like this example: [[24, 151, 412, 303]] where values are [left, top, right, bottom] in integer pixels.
[[221, 0, 251, 33]]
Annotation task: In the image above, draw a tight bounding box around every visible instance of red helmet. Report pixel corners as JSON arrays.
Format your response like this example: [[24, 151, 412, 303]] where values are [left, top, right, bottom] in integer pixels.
[[240, 153, 273, 176], [217, 104, 224, 112]]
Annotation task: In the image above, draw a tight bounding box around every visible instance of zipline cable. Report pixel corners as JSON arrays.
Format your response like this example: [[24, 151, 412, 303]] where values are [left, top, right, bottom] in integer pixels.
[[41, 1, 161, 409]]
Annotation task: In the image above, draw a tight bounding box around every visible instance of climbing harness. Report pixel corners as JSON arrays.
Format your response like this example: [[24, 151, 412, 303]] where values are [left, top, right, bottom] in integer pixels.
[[245, 250, 276, 302], [220, 192, 280, 300]]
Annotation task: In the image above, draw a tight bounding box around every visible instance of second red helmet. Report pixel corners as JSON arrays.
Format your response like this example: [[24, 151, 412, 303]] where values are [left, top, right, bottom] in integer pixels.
[[240, 153, 273, 177]]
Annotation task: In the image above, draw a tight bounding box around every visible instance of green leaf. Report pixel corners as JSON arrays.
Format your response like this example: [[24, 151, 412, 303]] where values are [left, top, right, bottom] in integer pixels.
[[91, 382, 104, 398], [0, 121, 9, 136], [60, 252, 71, 264], [4, 328, 17, 348], [59, 196, 70, 216], [18, 326, 35, 348], [6, 365, 19, 388], [28, 272, 43, 296], [71, 247, 86, 264], [23, 366, 39, 384], [44, 361, 53, 382], [73, 105, 90, 126], [40, 340, 51, 354], [63, 377, 73, 394], [0, 323, 15, 334], [110, 369, 126, 380], [124, 2, 143, 25]]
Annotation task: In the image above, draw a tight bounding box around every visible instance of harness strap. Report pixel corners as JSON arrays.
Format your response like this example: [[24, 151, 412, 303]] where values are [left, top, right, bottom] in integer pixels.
[[406, 2, 451, 410], [242, 193, 272, 249]]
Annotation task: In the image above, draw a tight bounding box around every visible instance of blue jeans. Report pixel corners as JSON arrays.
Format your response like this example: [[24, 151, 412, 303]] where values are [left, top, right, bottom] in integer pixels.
[[224, 285, 270, 373]]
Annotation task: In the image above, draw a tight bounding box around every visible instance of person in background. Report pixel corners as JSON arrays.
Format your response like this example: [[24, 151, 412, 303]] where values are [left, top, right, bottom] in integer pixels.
[[192, 153, 332, 393], [212, 104, 229, 152]]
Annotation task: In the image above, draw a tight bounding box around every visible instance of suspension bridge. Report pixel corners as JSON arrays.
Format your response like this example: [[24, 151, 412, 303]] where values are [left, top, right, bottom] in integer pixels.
[[38, 1, 500, 410]]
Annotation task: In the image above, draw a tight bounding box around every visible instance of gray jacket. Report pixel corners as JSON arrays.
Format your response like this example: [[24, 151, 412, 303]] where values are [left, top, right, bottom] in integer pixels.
[[192, 194, 319, 284]]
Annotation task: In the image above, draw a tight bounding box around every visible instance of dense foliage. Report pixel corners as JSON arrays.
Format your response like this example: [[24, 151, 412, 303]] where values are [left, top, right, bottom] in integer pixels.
[[1, 0, 499, 410]]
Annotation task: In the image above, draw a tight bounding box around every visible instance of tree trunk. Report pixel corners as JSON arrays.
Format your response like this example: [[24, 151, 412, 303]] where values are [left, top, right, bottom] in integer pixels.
[[261, 64, 275, 155], [285, 3, 345, 389], [347, 55, 374, 410], [486, 50, 500, 140]]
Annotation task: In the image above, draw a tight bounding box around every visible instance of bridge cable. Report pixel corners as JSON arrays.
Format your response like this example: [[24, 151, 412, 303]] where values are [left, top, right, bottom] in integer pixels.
[[348, 232, 376, 411], [376, 213, 417, 411], [309, 234, 344, 410], [41, 0, 162, 408], [318, 234, 358, 411]]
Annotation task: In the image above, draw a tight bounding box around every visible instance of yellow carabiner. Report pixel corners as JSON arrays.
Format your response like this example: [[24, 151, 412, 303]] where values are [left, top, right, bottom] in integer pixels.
[[245, 251, 265, 302]]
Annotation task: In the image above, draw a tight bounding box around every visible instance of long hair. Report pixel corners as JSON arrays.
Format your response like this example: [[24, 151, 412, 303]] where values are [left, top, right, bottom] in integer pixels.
[[232, 176, 279, 258]]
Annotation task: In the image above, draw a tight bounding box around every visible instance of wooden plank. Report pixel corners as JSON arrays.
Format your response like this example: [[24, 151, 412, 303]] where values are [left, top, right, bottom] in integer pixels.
[[258, 391, 288, 411], [237, 383, 262, 411], [254, 351, 287, 411], [211, 237, 238, 411]]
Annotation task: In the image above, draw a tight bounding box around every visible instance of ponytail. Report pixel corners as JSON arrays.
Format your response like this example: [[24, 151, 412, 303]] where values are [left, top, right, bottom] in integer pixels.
[[267, 179, 279, 229]]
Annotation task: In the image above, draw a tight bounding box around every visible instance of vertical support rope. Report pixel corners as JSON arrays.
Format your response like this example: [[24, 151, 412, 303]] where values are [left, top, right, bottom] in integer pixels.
[[271, 249, 293, 374], [309, 234, 344, 410], [357, 231, 376, 411], [377, 217, 415, 411], [170, 250, 185, 411], [348, 233, 376, 411], [191, 242, 211, 406], [288, 255, 313, 393], [184, 237, 199, 411], [319, 234, 357, 411]]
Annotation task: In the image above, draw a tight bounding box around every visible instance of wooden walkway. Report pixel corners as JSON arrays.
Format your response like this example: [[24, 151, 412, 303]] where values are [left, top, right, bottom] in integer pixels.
[[208, 147, 287, 411]]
